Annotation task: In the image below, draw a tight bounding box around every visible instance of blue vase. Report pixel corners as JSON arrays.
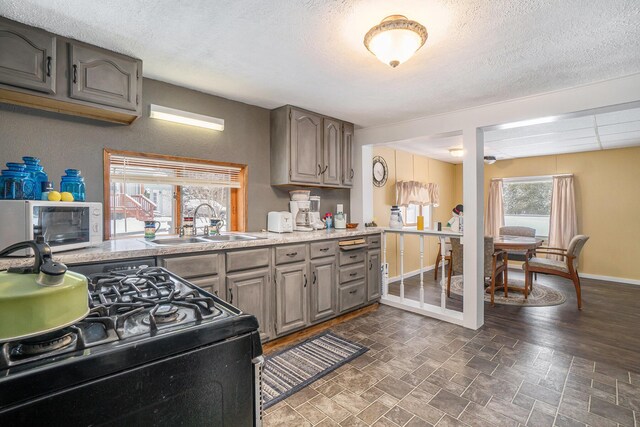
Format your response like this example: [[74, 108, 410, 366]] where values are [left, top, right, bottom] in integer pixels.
[[22, 157, 48, 200], [0, 163, 32, 200], [60, 169, 86, 201]]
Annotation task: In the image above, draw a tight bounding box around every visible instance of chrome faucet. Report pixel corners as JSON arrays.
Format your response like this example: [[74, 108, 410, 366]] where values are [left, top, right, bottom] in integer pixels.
[[193, 203, 220, 236]]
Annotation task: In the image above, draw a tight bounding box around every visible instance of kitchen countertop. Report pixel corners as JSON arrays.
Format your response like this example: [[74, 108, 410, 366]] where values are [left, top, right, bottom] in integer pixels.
[[0, 228, 383, 270]]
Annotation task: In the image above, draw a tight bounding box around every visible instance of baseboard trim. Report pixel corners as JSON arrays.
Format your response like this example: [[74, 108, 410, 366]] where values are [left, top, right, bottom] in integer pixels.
[[579, 273, 640, 286], [388, 264, 437, 283]]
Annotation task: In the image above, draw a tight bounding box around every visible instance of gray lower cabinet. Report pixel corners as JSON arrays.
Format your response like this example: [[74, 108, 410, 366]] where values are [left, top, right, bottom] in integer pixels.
[[338, 281, 366, 312], [274, 263, 308, 335], [342, 123, 355, 186], [69, 42, 140, 111], [227, 268, 271, 341], [0, 18, 56, 94], [189, 276, 221, 298], [309, 257, 337, 323], [366, 249, 381, 301]]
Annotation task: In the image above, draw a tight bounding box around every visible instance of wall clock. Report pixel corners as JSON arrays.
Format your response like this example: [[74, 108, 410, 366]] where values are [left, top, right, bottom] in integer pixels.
[[372, 156, 388, 187]]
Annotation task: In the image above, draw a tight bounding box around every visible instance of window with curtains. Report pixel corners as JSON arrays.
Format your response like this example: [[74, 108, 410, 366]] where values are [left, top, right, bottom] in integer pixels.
[[400, 204, 433, 227], [503, 176, 553, 237], [103, 149, 246, 239]]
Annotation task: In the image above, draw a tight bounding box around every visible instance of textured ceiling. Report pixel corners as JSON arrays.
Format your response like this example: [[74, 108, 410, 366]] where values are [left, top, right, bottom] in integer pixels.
[[1, 0, 639, 127], [383, 106, 640, 163]]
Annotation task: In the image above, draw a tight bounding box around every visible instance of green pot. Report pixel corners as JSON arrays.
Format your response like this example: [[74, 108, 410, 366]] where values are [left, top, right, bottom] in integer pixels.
[[0, 239, 89, 342]]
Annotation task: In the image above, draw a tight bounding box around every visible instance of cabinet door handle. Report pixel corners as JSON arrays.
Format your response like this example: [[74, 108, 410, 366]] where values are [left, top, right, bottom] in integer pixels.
[[350, 272, 358, 277], [313, 271, 317, 284], [369, 260, 373, 270], [349, 289, 357, 294], [350, 255, 357, 259], [317, 164, 321, 176], [214, 290, 218, 296], [72, 64, 78, 83], [46, 56, 52, 77], [350, 169, 354, 179], [228, 287, 233, 304], [303, 273, 308, 288], [319, 247, 329, 252], [322, 165, 328, 174], [286, 252, 298, 257]]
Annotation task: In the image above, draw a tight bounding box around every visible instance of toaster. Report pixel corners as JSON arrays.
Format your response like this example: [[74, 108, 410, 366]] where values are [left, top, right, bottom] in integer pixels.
[[267, 211, 294, 233]]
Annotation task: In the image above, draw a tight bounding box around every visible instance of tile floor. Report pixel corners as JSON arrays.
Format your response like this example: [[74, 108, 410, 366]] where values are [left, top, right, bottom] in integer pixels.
[[263, 305, 640, 427]]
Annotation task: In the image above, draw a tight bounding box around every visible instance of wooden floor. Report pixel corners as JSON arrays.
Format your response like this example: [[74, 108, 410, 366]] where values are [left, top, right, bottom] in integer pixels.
[[389, 267, 640, 373]]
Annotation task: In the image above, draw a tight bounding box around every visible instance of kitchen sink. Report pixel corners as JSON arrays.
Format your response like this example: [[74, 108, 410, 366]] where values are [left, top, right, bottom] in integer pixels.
[[146, 237, 209, 245], [200, 234, 265, 242], [144, 234, 265, 246]]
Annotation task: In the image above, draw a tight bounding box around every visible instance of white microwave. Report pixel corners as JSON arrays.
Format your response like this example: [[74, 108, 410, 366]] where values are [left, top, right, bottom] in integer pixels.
[[0, 200, 103, 255]]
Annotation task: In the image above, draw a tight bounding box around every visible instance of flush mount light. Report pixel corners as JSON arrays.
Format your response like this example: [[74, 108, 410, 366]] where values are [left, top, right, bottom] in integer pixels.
[[364, 15, 428, 68], [484, 156, 497, 164], [149, 104, 224, 131], [496, 115, 559, 130], [449, 148, 464, 158]]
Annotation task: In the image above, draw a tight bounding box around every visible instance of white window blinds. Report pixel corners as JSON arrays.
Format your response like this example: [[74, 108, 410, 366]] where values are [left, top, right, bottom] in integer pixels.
[[109, 154, 242, 189]]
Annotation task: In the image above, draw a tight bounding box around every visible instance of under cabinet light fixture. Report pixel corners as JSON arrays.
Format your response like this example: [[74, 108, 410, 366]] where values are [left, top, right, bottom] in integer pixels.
[[149, 104, 224, 131]]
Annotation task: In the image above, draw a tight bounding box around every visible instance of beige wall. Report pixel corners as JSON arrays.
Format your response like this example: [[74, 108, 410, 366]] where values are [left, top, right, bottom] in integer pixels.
[[452, 147, 640, 280], [373, 147, 457, 277]]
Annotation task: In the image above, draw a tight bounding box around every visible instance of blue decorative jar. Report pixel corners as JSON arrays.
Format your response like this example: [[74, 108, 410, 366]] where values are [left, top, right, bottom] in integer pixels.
[[0, 163, 33, 200], [22, 156, 48, 200], [60, 169, 86, 201]]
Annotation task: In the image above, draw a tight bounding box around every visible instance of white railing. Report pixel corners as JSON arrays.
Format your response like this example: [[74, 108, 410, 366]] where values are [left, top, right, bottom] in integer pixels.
[[381, 228, 465, 325]]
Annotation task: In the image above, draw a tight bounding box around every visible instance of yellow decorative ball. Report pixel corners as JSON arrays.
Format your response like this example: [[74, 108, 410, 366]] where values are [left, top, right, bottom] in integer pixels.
[[48, 191, 62, 202], [60, 192, 74, 202]]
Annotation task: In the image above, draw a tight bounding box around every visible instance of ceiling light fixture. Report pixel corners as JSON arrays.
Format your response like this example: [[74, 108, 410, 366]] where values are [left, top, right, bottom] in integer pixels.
[[449, 148, 464, 158], [484, 156, 497, 164], [496, 115, 558, 130], [149, 104, 224, 131], [364, 15, 428, 68]]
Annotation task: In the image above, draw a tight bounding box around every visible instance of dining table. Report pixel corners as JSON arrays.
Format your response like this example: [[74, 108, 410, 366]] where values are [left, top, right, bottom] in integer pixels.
[[493, 235, 544, 298]]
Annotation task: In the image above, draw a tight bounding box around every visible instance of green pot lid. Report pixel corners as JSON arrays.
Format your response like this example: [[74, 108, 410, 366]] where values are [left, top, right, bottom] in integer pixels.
[[0, 270, 88, 342]]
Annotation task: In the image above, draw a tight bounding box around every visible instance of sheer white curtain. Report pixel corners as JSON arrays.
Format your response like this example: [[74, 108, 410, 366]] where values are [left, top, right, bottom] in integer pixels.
[[484, 179, 504, 237], [549, 175, 577, 258]]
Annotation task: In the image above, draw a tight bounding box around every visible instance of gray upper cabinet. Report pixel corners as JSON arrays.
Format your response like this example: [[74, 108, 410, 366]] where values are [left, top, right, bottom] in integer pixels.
[[227, 268, 271, 341], [290, 108, 323, 184], [69, 42, 140, 111], [322, 118, 342, 186], [274, 263, 308, 335], [0, 19, 56, 94], [342, 123, 355, 186], [366, 249, 381, 301], [271, 105, 354, 188], [309, 257, 336, 323]]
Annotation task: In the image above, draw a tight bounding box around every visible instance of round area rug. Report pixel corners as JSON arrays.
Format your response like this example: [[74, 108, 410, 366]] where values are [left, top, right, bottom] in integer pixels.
[[449, 276, 566, 307]]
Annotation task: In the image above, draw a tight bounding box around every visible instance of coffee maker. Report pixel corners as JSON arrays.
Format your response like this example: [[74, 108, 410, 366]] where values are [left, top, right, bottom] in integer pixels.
[[290, 200, 313, 232]]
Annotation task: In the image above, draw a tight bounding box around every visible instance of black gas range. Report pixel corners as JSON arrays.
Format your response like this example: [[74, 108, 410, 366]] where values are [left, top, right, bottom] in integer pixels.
[[0, 260, 263, 426]]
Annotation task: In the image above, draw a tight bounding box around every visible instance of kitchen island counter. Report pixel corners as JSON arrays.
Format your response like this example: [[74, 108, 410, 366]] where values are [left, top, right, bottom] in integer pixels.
[[0, 228, 382, 270]]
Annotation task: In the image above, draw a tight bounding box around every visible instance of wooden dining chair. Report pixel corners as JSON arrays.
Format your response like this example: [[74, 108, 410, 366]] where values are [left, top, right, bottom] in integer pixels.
[[522, 235, 589, 309], [434, 240, 451, 280], [499, 226, 536, 262], [448, 237, 509, 306]]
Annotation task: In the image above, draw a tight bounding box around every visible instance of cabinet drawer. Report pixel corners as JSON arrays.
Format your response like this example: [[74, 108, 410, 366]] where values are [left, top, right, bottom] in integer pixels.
[[366, 235, 381, 249], [339, 249, 365, 266], [340, 264, 365, 284], [189, 276, 221, 298], [275, 244, 306, 265], [338, 280, 366, 313], [310, 241, 336, 259], [226, 248, 270, 273], [160, 253, 219, 278]]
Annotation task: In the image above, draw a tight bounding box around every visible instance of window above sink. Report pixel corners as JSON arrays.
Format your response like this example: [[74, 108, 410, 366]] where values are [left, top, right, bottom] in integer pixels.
[[104, 149, 248, 240]]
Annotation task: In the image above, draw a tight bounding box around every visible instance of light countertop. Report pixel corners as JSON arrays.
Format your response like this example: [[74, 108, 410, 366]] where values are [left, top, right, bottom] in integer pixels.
[[0, 228, 383, 270]]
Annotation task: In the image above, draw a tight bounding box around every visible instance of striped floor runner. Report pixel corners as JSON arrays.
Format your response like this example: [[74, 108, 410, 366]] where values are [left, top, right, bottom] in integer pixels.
[[262, 331, 368, 408]]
